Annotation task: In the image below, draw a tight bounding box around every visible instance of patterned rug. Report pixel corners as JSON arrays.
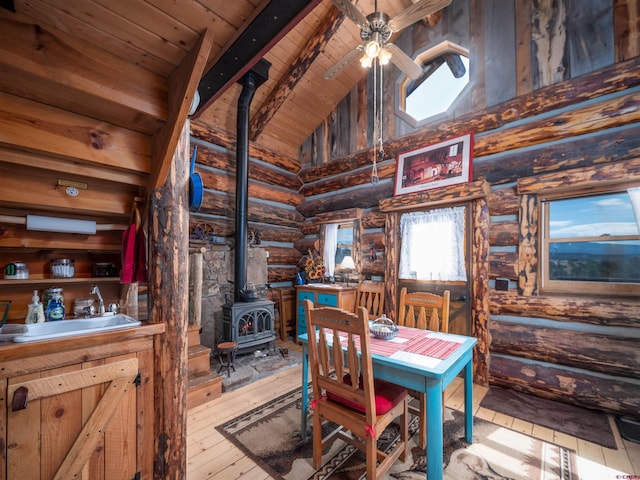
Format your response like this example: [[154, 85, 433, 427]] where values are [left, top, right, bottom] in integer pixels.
[[216, 387, 581, 480]]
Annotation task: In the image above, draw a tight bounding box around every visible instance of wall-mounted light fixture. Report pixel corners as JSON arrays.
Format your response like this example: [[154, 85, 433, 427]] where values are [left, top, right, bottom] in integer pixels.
[[26, 215, 97, 235], [0, 214, 127, 232]]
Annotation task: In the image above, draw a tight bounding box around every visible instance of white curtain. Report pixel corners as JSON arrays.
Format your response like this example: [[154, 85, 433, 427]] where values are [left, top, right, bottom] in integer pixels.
[[628, 187, 640, 232], [323, 223, 338, 277], [399, 206, 467, 281]]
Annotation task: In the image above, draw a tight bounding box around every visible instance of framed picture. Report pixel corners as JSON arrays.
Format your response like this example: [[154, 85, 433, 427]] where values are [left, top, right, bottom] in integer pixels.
[[394, 132, 473, 196]]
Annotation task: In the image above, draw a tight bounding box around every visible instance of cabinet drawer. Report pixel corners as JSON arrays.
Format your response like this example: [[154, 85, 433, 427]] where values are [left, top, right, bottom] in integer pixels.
[[298, 317, 306, 335], [298, 291, 315, 302], [297, 304, 306, 337], [317, 293, 338, 307]]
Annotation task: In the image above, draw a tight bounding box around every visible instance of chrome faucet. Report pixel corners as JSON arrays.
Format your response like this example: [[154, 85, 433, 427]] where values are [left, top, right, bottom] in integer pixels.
[[90, 284, 106, 314]]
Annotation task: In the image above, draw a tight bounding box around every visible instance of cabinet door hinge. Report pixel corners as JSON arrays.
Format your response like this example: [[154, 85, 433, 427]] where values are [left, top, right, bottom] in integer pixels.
[[131, 471, 141, 480], [133, 372, 141, 387]]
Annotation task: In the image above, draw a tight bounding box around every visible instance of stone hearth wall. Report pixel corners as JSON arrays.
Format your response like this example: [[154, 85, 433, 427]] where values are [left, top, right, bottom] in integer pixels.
[[191, 244, 268, 350]]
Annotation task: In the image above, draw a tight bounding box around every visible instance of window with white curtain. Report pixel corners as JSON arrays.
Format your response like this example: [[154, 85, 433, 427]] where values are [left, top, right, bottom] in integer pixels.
[[323, 223, 353, 278], [323, 223, 338, 278], [399, 206, 467, 281]]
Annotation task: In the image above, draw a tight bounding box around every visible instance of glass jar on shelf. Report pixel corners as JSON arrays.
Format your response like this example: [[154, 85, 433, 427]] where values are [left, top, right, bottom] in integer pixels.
[[4, 262, 29, 280], [51, 259, 75, 278], [44, 287, 65, 321]]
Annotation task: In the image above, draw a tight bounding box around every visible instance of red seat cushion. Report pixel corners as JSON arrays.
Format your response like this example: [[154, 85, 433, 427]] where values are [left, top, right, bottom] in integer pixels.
[[326, 374, 406, 415]]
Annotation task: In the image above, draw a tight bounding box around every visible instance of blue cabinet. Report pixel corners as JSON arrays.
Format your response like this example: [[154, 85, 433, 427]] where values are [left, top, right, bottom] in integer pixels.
[[295, 285, 357, 340]]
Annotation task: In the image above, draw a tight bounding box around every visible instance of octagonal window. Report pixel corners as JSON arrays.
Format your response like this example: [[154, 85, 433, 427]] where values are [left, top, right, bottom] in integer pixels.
[[399, 41, 469, 126]]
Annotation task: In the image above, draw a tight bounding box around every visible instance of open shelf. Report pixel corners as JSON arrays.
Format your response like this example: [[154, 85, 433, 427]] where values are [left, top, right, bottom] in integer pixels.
[[0, 277, 120, 287]]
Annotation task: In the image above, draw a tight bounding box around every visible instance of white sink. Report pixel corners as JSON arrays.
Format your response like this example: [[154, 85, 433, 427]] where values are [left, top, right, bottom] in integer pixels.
[[0, 314, 141, 343]]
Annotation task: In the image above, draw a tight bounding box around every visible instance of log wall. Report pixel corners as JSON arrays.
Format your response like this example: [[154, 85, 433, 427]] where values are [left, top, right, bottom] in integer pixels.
[[185, 1, 640, 415], [189, 122, 304, 288], [294, 1, 640, 416]]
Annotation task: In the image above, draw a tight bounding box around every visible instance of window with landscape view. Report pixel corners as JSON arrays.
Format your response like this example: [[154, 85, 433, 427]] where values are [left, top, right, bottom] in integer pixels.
[[541, 187, 640, 295]]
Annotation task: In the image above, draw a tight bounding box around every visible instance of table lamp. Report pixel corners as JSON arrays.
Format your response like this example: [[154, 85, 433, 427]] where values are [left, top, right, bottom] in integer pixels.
[[340, 255, 355, 286]]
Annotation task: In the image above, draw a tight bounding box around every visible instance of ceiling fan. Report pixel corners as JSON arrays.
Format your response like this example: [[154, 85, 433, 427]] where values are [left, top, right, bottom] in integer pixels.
[[324, 0, 452, 80]]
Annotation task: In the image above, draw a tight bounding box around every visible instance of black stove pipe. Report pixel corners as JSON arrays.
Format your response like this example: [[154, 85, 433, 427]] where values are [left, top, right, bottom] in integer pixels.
[[234, 61, 270, 302]]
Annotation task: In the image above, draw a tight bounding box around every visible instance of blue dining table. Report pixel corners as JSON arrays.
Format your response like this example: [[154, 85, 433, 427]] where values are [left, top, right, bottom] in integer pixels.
[[298, 325, 477, 480]]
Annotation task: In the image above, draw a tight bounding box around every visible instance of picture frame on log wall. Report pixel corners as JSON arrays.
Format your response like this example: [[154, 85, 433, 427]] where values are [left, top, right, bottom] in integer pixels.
[[394, 132, 474, 196]]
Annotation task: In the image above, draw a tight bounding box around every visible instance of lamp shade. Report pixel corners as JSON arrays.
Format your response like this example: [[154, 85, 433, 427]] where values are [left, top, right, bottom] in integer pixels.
[[340, 255, 355, 270], [26, 215, 97, 234]]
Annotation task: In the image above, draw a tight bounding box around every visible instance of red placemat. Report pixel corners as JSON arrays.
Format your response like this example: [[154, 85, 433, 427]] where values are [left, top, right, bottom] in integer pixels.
[[403, 334, 461, 359], [329, 327, 460, 360]]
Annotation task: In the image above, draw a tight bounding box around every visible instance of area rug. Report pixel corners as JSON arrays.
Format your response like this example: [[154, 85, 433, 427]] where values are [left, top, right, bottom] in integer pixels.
[[479, 386, 616, 449], [217, 387, 581, 480]]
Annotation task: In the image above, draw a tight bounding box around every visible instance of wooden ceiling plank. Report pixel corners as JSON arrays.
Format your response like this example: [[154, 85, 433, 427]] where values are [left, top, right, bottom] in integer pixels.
[[195, 0, 261, 29], [148, 0, 240, 55], [249, 6, 345, 140], [0, 11, 168, 132], [0, 148, 147, 187], [150, 28, 214, 191], [20, 0, 187, 66], [16, 0, 176, 76], [91, 0, 201, 53]]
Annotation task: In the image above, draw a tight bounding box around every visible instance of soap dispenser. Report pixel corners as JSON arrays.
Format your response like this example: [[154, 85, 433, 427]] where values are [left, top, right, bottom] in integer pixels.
[[25, 290, 45, 324]]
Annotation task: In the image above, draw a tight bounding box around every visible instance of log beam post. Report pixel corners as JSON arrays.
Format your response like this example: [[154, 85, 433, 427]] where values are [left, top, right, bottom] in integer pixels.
[[150, 122, 190, 478]]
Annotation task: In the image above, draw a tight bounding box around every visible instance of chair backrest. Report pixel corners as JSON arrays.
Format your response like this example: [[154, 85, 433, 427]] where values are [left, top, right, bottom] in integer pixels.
[[397, 287, 450, 332], [355, 281, 385, 318], [304, 299, 377, 422]]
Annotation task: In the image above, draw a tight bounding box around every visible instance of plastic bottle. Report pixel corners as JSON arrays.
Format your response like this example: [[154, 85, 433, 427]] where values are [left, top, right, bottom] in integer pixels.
[[46, 291, 65, 321], [25, 290, 45, 324]]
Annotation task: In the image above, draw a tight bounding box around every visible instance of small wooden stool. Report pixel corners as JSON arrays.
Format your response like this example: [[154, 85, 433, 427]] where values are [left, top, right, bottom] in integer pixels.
[[216, 341, 238, 377]]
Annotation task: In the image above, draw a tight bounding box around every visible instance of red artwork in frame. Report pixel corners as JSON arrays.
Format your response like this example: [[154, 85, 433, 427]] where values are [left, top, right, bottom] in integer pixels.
[[394, 133, 474, 196]]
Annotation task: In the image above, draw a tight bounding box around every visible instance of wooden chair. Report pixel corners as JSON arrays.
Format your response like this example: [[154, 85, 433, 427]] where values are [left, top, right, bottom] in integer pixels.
[[304, 299, 408, 479], [397, 287, 451, 449], [354, 280, 385, 318]]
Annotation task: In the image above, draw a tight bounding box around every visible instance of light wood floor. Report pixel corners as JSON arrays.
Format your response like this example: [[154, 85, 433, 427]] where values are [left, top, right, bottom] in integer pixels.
[[187, 341, 640, 480]]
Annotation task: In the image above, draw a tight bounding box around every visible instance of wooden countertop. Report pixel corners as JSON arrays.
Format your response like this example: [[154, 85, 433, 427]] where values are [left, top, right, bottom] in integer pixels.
[[0, 322, 165, 363]]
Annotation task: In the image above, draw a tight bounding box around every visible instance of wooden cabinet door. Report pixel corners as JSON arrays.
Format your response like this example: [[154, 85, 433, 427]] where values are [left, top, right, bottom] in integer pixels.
[[5, 358, 138, 480]]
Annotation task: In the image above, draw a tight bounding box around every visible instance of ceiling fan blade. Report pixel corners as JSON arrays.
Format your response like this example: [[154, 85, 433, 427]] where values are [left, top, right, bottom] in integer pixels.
[[324, 45, 364, 80], [330, 0, 369, 28], [385, 44, 422, 79], [388, 0, 452, 32]]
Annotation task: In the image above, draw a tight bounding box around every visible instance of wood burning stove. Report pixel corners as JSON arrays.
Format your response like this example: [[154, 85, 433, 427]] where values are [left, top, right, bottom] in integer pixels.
[[223, 61, 275, 353], [222, 300, 275, 354]]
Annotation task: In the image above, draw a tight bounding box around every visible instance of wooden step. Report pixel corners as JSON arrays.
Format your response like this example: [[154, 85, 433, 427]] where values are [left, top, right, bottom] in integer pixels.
[[188, 324, 202, 348], [188, 370, 222, 409], [188, 344, 212, 376]]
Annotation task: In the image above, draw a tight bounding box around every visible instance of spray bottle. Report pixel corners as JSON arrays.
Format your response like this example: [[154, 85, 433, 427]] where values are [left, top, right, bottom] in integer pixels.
[[25, 290, 45, 324]]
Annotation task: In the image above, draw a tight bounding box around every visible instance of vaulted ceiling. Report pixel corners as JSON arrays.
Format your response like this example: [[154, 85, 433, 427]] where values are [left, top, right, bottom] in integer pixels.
[[3, 0, 436, 160]]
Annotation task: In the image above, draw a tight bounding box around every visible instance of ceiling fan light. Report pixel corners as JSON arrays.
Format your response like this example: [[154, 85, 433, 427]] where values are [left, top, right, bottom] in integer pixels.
[[379, 48, 392, 65], [365, 39, 380, 59], [360, 53, 374, 69]]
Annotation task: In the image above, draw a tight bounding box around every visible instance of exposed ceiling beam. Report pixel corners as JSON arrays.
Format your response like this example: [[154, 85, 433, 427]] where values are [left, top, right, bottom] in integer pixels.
[[0, 0, 15, 12], [150, 28, 214, 191], [193, 0, 322, 117], [250, 6, 345, 141]]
